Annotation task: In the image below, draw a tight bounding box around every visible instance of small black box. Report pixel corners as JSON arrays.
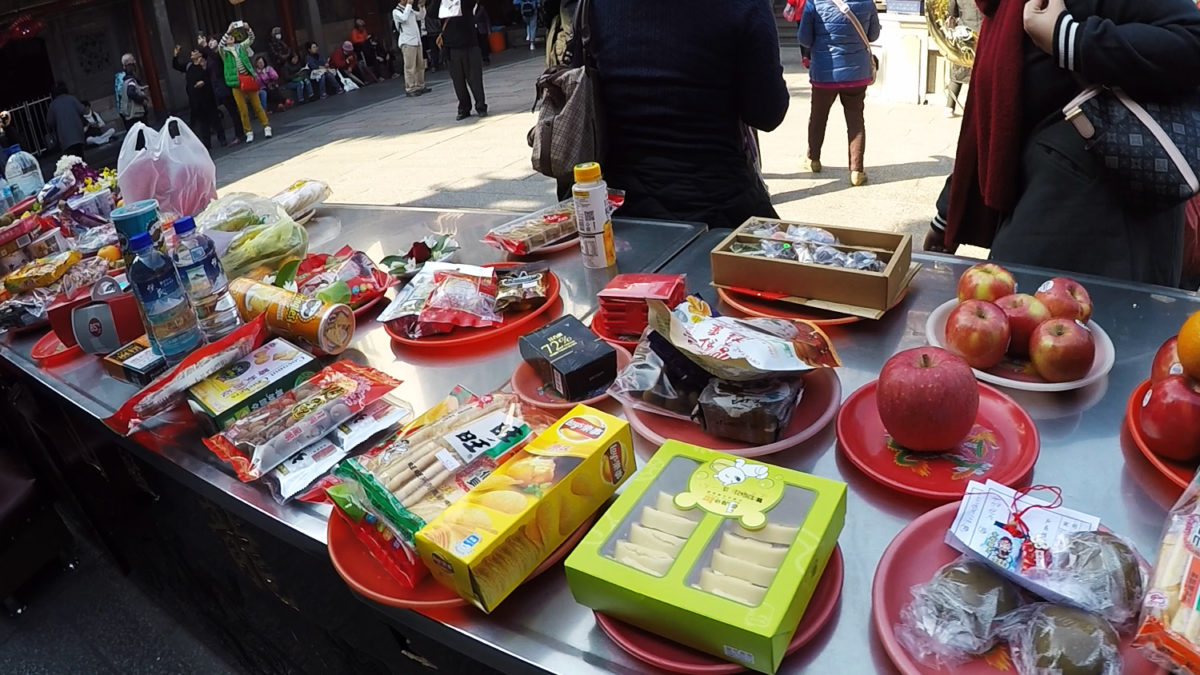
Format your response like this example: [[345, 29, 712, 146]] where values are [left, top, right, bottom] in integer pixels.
[[518, 315, 617, 401]]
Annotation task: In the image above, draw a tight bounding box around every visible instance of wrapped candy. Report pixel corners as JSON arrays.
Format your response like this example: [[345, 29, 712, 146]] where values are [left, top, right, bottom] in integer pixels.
[[1001, 604, 1121, 675], [784, 224, 838, 245]]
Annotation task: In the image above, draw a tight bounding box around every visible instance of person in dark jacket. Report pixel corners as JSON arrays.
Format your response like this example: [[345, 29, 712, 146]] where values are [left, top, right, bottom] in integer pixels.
[[589, 0, 789, 230], [474, 3, 491, 65], [201, 36, 243, 144], [797, 0, 880, 187], [47, 81, 86, 160], [173, 45, 225, 148], [443, 0, 488, 120], [115, 54, 150, 130], [267, 27, 293, 70], [930, 0, 1200, 287], [304, 42, 343, 98]]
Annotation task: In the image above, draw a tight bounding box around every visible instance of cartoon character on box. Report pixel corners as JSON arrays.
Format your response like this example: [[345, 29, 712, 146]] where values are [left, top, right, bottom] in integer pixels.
[[676, 458, 781, 529]]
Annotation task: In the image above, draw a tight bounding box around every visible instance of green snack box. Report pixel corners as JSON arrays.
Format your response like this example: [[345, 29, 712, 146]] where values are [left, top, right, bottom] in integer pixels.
[[187, 338, 317, 433], [564, 440, 846, 674]]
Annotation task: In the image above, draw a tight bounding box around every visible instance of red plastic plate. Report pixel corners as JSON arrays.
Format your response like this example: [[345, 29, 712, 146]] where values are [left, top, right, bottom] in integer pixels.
[[872, 503, 1159, 675], [836, 380, 1039, 502], [1125, 378, 1192, 491], [30, 330, 85, 367], [327, 511, 596, 611], [594, 545, 844, 674], [384, 263, 561, 349], [623, 368, 841, 458], [510, 346, 632, 411], [716, 288, 862, 326], [352, 293, 385, 321], [589, 312, 641, 352]]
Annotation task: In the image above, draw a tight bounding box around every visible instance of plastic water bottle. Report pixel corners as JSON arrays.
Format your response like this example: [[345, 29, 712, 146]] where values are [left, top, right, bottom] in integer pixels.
[[4, 146, 44, 201], [127, 232, 203, 363], [0, 175, 13, 212], [170, 216, 242, 341]]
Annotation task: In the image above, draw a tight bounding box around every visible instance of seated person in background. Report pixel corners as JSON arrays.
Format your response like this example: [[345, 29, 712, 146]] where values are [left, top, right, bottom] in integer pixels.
[[82, 102, 116, 146], [349, 19, 393, 80], [254, 56, 287, 111], [304, 42, 343, 98], [330, 40, 376, 87], [282, 53, 314, 103]]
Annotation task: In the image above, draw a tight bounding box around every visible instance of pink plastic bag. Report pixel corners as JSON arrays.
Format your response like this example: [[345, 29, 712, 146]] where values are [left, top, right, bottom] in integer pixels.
[[157, 117, 217, 218]]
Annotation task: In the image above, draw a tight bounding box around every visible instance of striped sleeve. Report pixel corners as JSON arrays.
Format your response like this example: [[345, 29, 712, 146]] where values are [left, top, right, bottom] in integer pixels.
[[1052, 11, 1081, 72]]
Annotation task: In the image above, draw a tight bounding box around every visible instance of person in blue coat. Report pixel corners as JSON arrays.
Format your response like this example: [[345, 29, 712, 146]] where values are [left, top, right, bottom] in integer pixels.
[[798, 0, 880, 186]]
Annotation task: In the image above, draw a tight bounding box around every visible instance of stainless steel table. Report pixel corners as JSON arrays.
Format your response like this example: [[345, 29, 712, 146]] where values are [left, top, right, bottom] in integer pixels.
[[2, 205, 1193, 674]]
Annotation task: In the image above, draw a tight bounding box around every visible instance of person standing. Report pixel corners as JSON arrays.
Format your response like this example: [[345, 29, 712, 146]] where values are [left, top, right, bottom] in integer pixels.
[[114, 53, 149, 129], [201, 36, 243, 144], [219, 22, 272, 143], [797, 0, 880, 186], [515, 0, 538, 49], [172, 45, 225, 148], [47, 82, 86, 160], [443, 0, 488, 120], [943, 0, 981, 117], [394, 0, 430, 96], [423, 0, 443, 71], [474, 3, 492, 65]]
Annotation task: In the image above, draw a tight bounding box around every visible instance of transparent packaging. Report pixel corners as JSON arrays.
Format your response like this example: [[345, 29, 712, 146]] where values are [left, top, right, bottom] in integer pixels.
[[1000, 604, 1121, 675], [1027, 530, 1148, 630]]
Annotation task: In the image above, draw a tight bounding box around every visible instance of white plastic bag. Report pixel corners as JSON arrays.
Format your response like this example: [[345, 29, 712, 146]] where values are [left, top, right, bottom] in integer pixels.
[[115, 122, 161, 206], [157, 117, 217, 218], [439, 0, 462, 17]]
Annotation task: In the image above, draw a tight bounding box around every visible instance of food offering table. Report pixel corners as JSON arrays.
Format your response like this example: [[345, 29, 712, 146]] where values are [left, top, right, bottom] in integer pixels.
[[0, 204, 1192, 674]]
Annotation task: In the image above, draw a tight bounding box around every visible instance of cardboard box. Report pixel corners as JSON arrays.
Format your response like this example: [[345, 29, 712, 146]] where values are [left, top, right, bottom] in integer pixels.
[[102, 336, 167, 386], [518, 315, 617, 401], [415, 405, 635, 612], [564, 441, 846, 674], [186, 338, 317, 433], [710, 218, 914, 316]]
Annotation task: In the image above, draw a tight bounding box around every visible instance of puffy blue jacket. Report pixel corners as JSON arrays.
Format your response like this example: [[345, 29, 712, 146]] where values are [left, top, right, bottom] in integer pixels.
[[797, 0, 880, 86]]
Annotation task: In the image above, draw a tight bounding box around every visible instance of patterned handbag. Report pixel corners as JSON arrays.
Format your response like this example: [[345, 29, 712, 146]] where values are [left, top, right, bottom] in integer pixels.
[[1063, 86, 1200, 211]]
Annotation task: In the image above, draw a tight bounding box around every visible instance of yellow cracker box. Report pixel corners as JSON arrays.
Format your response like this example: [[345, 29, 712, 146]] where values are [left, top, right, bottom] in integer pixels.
[[415, 405, 634, 612]]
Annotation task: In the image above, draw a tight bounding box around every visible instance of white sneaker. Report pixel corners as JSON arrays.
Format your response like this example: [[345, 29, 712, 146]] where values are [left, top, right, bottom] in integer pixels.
[[264, 126, 273, 138], [245, 132, 254, 143], [943, 108, 956, 118], [529, 43, 535, 50]]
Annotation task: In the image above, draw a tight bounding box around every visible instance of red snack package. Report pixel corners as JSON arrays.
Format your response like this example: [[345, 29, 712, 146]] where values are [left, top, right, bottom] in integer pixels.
[[105, 316, 270, 435], [327, 486, 427, 589], [203, 361, 402, 482], [418, 270, 501, 330], [294, 246, 391, 309]]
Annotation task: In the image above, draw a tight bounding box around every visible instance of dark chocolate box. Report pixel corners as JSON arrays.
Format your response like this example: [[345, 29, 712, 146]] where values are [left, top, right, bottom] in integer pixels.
[[519, 315, 617, 401]]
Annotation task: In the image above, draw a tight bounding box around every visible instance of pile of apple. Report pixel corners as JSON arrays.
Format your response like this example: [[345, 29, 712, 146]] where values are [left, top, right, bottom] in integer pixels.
[[946, 263, 1096, 383], [1139, 317, 1200, 464]]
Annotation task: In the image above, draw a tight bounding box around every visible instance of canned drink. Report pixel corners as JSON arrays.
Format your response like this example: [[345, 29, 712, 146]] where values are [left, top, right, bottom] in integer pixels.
[[228, 278, 355, 354], [579, 224, 616, 269]]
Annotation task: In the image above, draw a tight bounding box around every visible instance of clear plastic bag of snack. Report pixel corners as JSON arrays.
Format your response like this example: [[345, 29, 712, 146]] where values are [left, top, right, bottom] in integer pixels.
[[271, 179, 331, 218], [1000, 604, 1122, 675], [695, 377, 803, 444], [218, 207, 308, 279], [741, 219, 783, 239], [729, 241, 767, 256], [74, 224, 119, 256], [1134, 472, 1200, 673], [846, 250, 886, 272], [785, 224, 838, 245], [327, 481, 427, 589], [203, 361, 401, 482], [1024, 530, 1148, 631], [760, 240, 798, 260], [896, 556, 1025, 667], [294, 246, 391, 308], [0, 287, 56, 330], [195, 192, 280, 233], [495, 263, 550, 313], [418, 269, 500, 329], [812, 245, 849, 268], [334, 393, 556, 543], [609, 330, 714, 420], [58, 256, 111, 298], [378, 262, 490, 337], [483, 200, 577, 255]]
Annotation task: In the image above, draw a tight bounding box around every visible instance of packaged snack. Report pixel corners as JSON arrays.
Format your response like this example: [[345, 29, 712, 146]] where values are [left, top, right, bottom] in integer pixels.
[[378, 262, 490, 338], [695, 377, 804, 444], [417, 405, 635, 612], [74, 223, 119, 256], [495, 264, 550, 313], [565, 441, 846, 674], [102, 336, 168, 386], [419, 269, 501, 329], [330, 399, 413, 450], [5, 250, 82, 293], [219, 210, 308, 279], [202, 361, 401, 482], [228, 278, 355, 355], [1028, 530, 1148, 630], [1000, 604, 1121, 675], [518, 315, 617, 401], [271, 179, 331, 218], [381, 234, 461, 280], [483, 200, 577, 255], [105, 316, 271, 435], [897, 556, 1024, 667], [648, 297, 840, 381], [335, 394, 555, 544], [196, 192, 280, 233], [293, 246, 391, 308], [785, 224, 839, 245], [1134, 472, 1200, 673], [328, 482, 428, 588], [186, 338, 318, 433], [609, 330, 714, 419], [57, 256, 112, 298], [0, 287, 56, 330]]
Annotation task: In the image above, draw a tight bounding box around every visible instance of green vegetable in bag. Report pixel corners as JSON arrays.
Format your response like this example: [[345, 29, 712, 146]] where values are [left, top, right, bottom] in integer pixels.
[[220, 209, 308, 279]]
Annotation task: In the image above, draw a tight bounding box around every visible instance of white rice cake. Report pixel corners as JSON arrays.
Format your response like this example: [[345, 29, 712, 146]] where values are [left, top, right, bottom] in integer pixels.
[[614, 540, 673, 577], [655, 492, 702, 521], [720, 532, 788, 568], [698, 567, 768, 606], [712, 549, 778, 587], [629, 523, 688, 557], [642, 507, 701, 539], [734, 522, 800, 547]]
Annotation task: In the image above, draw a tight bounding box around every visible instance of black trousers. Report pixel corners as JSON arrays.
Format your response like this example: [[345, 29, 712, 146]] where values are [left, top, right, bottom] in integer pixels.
[[217, 94, 244, 137], [190, 101, 225, 148], [446, 47, 486, 115]]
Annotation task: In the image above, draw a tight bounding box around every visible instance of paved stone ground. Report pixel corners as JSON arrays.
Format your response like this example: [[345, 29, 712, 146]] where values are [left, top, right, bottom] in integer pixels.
[[214, 47, 965, 246]]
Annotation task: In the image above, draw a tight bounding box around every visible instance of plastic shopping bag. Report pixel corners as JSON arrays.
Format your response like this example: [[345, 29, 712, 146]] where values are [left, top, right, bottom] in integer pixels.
[[116, 122, 161, 207], [439, 0, 461, 17], [157, 117, 217, 218]]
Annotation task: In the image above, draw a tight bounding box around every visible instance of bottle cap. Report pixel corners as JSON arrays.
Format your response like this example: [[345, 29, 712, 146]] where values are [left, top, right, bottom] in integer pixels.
[[573, 162, 602, 183], [128, 232, 152, 250], [173, 216, 196, 235]]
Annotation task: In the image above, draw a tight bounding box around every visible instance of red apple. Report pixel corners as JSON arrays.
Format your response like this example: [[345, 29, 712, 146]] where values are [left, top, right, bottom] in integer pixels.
[[1139, 375, 1200, 463], [1151, 336, 1184, 383], [1035, 277, 1093, 322], [945, 300, 1011, 369], [957, 263, 1017, 303], [876, 347, 980, 452], [996, 293, 1052, 358], [1029, 319, 1096, 382]]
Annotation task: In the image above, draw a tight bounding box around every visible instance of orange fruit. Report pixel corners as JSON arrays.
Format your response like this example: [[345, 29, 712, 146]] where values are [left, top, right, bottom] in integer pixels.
[[96, 245, 120, 263], [1177, 311, 1200, 380]]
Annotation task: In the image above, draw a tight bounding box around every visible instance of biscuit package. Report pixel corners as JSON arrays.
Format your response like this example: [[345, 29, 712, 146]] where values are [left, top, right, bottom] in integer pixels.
[[564, 441, 846, 674], [415, 405, 635, 612]]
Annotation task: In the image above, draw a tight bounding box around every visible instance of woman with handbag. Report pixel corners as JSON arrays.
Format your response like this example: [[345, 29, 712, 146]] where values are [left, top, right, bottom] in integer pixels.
[[219, 22, 272, 143], [931, 0, 1200, 287], [797, 0, 880, 187]]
